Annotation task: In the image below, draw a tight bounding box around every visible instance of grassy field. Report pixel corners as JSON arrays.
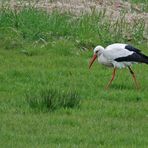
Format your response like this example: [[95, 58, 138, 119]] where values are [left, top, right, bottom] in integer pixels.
[[0, 4, 148, 147]]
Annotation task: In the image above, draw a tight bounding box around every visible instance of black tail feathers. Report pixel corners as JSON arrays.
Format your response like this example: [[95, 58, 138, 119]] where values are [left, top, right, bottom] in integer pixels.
[[115, 52, 148, 64], [139, 53, 148, 64]]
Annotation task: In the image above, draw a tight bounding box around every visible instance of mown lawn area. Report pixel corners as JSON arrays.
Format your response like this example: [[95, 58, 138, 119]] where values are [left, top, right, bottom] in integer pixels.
[[0, 6, 148, 147]]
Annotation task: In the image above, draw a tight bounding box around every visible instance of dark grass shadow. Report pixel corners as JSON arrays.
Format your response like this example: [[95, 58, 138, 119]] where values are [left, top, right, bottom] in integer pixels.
[[26, 88, 81, 112], [109, 83, 136, 90]]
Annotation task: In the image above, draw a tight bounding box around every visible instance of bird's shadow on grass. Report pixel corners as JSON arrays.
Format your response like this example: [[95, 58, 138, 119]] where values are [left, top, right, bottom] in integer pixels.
[[109, 83, 135, 90]]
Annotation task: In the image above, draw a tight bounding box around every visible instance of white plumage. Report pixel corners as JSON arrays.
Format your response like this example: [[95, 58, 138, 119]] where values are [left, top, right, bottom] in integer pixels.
[[89, 43, 148, 89], [94, 43, 136, 68]]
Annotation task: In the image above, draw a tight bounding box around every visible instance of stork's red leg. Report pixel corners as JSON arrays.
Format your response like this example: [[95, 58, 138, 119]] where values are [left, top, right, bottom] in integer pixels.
[[128, 66, 139, 89], [105, 68, 117, 89]]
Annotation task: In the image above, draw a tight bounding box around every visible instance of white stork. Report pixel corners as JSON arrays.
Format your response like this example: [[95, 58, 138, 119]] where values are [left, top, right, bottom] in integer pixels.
[[89, 43, 148, 89]]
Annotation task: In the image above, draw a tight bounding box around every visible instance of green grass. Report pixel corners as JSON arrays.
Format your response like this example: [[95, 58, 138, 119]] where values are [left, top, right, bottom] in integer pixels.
[[130, 0, 148, 3], [128, 0, 148, 12], [0, 7, 148, 147], [26, 88, 81, 112]]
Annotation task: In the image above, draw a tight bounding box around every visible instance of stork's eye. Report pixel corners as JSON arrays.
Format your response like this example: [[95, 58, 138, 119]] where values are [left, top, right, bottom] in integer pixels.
[[96, 50, 99, 53]]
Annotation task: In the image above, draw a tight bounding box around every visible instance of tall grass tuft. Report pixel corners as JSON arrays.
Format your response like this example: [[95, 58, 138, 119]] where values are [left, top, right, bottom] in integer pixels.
[[26, 88, 81, 112]]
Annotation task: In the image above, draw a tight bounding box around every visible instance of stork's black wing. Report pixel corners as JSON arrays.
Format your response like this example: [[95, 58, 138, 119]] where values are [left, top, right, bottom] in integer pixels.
[[115, 53, 148, 64], [115, 45, 148, 64], [125, 45, 141, 53]]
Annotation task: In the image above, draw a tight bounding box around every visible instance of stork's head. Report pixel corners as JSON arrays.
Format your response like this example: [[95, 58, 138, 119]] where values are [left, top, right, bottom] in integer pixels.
[[89, 45, 104, 69]]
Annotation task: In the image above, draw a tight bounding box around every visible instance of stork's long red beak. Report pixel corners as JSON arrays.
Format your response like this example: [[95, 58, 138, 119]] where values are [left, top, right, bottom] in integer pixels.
[[89, 54, 97, 69]]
